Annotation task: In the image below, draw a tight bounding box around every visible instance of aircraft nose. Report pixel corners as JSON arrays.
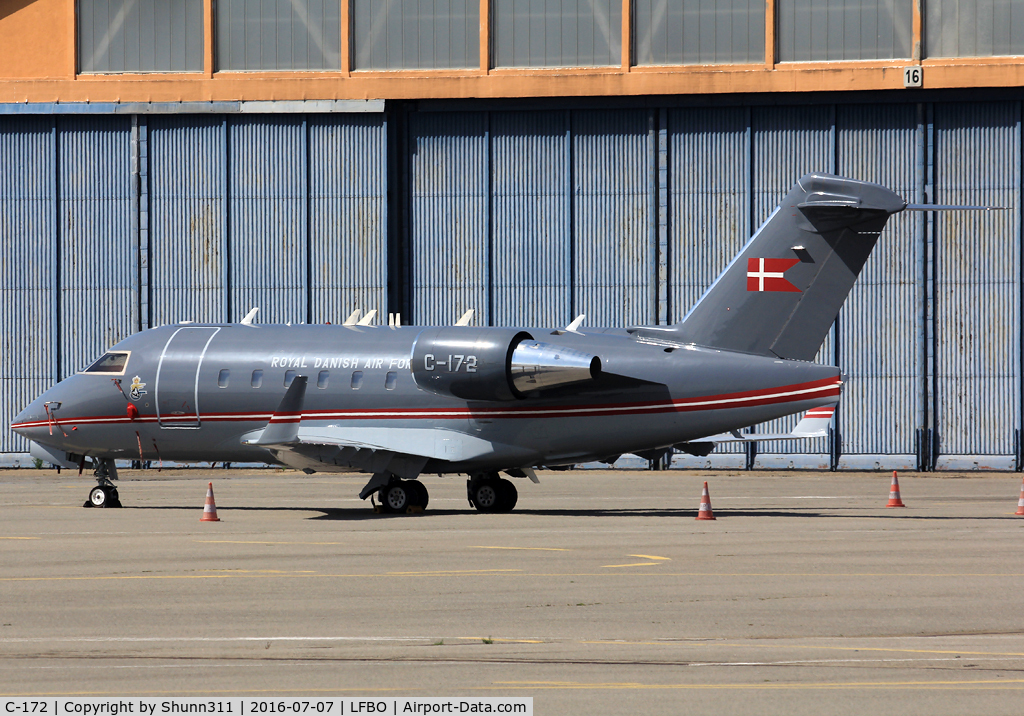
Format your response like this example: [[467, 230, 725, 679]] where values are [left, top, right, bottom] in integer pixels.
[[11, 385, 71, 444]]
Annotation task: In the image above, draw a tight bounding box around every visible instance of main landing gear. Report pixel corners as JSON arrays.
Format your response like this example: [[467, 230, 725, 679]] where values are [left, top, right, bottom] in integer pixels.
[[467, 473, 518, 513], [84, 458, 122, 508], [376, 479, 429, 514]]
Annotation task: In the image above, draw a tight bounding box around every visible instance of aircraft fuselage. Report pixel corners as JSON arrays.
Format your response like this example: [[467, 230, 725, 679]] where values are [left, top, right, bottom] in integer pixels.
[[13, 323, 840, 472]]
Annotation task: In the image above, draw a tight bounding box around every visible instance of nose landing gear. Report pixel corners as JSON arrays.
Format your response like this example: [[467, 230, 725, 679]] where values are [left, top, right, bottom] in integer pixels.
[[83, 458, 122, 508]]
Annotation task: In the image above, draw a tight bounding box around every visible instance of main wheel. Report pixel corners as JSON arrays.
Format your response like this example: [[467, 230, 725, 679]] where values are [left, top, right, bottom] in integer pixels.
[[472, 481, 501, 512], [497, 479, 518, 512], [407, 480, 429, 509], [380, 482, 412, 513]]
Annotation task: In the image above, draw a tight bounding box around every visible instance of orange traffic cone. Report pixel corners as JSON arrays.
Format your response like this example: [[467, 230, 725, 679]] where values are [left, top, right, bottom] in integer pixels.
[[886, 471, 905, 508], [201, 482, 221, 522], [696, 481, 716, 520], [1015, 476, 1024, 516]]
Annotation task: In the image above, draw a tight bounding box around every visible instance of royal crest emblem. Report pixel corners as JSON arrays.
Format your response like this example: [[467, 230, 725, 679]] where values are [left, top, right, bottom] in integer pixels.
[[129, 376, 147, 401]]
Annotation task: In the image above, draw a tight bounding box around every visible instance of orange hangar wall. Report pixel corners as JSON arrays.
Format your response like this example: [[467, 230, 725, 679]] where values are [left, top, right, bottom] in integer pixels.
[[0, 0, 73, 79], [3, 0, 1024, 103]]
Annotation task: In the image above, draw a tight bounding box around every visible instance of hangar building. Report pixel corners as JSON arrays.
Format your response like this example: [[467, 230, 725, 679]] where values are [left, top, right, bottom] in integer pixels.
[[1, 0, 1022, 471]]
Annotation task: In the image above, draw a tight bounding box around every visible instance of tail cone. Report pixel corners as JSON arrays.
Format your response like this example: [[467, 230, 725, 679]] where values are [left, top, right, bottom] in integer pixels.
[[201, 482, 221, 522], [696, 481, 716, 521], [886, 471, 906, 508]]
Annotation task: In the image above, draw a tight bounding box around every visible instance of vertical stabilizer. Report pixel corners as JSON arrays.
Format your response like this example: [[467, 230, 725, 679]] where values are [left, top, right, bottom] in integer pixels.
[[645, 174, 906, 361]]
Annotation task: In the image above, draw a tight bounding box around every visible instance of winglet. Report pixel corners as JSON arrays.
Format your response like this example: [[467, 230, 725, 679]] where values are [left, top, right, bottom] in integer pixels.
[[240, 307, 259, 326], [357, 309, 377, 326], [343, 309, 361, 326], [697, 403, 837, 443], [455, 309, 475, 326], [247, 376, 308, 446], [791, 404, 836, 438]]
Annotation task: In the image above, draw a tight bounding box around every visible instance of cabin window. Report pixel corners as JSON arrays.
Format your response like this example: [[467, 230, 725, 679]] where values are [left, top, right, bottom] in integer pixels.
[[251, 369, 264, 388], [218, 369, 230, 388], [385, 371, 397, 390], [284, 370, 296, 387], [351, 371, 363, 390], [317, 370, 329, 389], [83, 352, 129, 375]]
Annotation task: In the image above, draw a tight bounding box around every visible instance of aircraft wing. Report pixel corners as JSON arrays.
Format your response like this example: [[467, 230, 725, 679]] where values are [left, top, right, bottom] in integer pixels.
[[699, 404, 836, 443], [237, 377, 536, 497]]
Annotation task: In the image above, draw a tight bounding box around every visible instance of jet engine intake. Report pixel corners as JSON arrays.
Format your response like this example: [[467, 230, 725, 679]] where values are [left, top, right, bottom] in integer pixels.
[[411, 328, 601, 401]]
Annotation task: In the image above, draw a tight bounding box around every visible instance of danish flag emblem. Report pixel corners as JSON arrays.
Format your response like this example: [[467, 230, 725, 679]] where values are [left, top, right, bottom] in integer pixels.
[[746, 258, 801, 293]]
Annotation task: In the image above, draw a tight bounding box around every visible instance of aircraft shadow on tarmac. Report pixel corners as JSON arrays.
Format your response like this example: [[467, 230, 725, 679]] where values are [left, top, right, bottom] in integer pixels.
[[115, 505, 1024, 521]]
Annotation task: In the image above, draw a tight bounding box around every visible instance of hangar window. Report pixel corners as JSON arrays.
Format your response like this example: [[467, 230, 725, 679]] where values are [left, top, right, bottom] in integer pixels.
[[251, 369, 264, 388], [777, 0, 912, 61], [925, 0, 1024, 58], [78, 0, 204, 73], [218, 369, 230, 388], [317, 370, 329, 389], [385, 371, 398, 390], [492, 0, 621, 68], [353, 0, 479, 70], [217, 0, 342, 70], [634, 0, 765, 65], [83, 352, 129, 375], [351, 371, 364, 390], [284, 370, 296, 387]]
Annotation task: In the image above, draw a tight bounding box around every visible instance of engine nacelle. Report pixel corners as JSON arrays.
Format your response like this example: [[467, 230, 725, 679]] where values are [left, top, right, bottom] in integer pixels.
[[411, 328, 601, 401], [508, 340, 602, 395]]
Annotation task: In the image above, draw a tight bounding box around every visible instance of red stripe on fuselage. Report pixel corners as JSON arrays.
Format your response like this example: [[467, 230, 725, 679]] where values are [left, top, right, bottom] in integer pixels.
[[11, 376, 840, 430]]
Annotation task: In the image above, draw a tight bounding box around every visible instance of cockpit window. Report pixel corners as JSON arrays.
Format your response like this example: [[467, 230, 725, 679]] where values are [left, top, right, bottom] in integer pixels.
[[83, 352, 129, 375]]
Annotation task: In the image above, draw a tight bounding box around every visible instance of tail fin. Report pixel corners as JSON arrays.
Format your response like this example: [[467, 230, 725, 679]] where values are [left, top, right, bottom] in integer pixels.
[[648, 174, 906, 361]]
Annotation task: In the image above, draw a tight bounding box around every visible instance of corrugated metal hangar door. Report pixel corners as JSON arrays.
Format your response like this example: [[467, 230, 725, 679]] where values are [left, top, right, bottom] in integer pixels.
[[0, 112, 389, 454], [1, 101, 1022, 471]]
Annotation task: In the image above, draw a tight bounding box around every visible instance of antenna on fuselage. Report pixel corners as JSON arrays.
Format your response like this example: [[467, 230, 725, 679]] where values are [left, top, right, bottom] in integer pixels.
[[356, 309, 377, 326], [455, 309, 475, 326], [343, 308, 362, 326], [240, 307, 259, 325]]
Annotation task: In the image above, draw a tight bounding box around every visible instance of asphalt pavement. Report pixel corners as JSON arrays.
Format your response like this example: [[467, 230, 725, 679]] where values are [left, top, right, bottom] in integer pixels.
[[1, 466, 1023, 715]]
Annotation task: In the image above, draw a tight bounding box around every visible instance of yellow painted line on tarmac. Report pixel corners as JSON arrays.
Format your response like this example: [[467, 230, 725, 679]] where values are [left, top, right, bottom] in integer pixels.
[[629, 554, 670, 561], [0, 537, 39, 540], [495, 679, 1024, 691], [602, 562, 661, 568], [194, 540, 348, 546], [386, 569, 523, 576], [472, 546, 571, 551]]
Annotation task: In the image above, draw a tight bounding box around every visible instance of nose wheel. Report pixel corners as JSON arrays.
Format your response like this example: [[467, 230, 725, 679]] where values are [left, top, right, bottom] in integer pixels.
[[83, 458, 122, 508], [87, 485, 121, 508]]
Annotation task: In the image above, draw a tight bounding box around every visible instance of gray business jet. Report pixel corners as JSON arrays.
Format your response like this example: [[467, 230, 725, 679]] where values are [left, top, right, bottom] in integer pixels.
[[12, 174, 910, 512]]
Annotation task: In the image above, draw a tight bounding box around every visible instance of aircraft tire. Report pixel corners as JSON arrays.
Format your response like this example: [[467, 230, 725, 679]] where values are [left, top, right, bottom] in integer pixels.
[[87, 486, 111, 508], [407, 480, 429, 509], [497, 479, 518, 512], [381, 482, 412, 513], [471, 481, 501, 513]]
